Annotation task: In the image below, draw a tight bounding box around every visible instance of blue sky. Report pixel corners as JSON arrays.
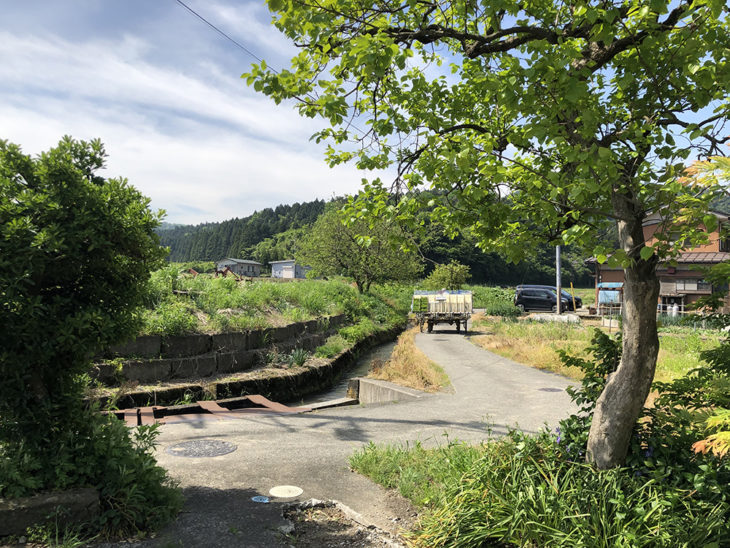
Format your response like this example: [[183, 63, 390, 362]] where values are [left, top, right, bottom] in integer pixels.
[[0, 0, 367, 224]]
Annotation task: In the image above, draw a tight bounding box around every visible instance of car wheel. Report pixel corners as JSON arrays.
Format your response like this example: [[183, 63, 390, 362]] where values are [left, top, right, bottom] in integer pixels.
[[517, 304, 525, 313], [552, 304, 558, 313]]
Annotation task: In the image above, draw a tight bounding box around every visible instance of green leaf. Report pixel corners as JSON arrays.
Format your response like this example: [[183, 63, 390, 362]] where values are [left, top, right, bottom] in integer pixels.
[[640, 246, 654, 260]]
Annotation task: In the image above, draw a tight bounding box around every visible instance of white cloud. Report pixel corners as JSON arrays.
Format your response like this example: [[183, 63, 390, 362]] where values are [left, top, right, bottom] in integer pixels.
[[0, 29, 374, 225], [198, 0, 301, 60]]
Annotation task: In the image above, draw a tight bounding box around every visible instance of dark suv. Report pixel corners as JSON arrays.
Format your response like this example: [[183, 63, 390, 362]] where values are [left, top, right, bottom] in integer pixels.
[[516, 285, 582, 311], [514, 286, 569, 313]]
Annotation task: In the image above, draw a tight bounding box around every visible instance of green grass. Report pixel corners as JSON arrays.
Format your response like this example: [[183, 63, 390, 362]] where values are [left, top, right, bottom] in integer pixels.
[[139, 267, 412, 336], [351, 433, 730, 547], [464, 285, 520, 316]]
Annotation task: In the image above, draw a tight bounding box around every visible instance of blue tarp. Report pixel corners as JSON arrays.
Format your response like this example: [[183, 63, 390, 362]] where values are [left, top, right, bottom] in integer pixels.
[[597, 282, 623, 305]]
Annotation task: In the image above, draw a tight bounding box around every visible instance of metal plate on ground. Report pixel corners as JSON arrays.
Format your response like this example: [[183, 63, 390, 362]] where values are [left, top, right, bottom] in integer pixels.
[[166, 439, 237, 458], [269, 485, 303, 498], [539, 388, 564, 393]]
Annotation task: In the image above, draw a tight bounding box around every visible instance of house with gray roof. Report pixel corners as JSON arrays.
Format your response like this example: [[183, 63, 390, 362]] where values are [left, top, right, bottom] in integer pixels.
[[216, 258, 263, 277]]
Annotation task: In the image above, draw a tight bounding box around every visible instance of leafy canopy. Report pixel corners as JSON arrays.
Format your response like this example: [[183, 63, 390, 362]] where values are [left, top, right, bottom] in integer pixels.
[[297, 204, 423, 292], [247, 0, 729, 263], [423, 260, 471, 290]]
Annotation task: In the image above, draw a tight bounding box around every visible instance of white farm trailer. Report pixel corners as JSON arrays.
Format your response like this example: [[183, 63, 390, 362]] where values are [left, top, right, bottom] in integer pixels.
[[411, 290, 473, 333]]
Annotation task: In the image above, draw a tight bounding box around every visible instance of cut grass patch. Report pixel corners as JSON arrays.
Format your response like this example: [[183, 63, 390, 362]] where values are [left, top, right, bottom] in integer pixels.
[[368, 327, 450, 392]]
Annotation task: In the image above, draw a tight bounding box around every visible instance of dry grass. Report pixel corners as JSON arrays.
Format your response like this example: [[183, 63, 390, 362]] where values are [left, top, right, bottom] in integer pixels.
[[469, 313, 589, 380], [469, 313, 721, 383], [368, 327, 450, 392]]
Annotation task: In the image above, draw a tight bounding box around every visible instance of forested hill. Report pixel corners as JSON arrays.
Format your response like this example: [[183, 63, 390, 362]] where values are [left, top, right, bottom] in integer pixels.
[[157, 200, 326, 262], [157, 197, 594, 285]]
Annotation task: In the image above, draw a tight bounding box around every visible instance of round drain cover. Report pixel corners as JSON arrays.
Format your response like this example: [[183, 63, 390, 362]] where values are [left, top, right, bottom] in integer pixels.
[[166, 439, 237, 458], [269, 485, 303, 498]]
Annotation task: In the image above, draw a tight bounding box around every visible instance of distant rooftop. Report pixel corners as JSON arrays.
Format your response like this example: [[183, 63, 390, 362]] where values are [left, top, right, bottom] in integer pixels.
[[219, 258, 262, 265]]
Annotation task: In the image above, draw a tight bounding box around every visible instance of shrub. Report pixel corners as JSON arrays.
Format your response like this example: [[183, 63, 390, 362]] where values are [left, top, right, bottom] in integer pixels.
[[0, 403, 181, 538], [287, 348, 310, 367], [466, 285, 520, 317], [0, 137, 178, 537], [339, 318, 378, 343], [422, 261, 471, 290]]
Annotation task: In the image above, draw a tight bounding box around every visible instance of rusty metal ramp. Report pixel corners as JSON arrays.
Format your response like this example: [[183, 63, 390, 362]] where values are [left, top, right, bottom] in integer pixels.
[[110, 396, 311, 425]]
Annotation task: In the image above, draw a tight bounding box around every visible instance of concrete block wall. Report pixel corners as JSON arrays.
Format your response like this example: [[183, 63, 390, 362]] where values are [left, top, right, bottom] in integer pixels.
[[93, 324, 403, 410], [92, 314, 348, 386]]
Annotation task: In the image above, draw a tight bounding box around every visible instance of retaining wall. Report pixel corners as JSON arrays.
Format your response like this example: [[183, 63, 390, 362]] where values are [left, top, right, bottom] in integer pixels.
[[92, 315, 348, 386], [93, 325, 403, 409]]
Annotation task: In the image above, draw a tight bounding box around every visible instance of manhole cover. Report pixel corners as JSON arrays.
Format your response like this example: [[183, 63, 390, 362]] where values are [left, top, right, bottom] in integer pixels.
[[269, 485, 303, 498], [539, 387, 564, 393], [166, 439, 237, 458]]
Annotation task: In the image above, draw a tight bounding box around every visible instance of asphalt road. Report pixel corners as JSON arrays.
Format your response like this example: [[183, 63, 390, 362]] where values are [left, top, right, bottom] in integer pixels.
[[99, 323, 577, 548]]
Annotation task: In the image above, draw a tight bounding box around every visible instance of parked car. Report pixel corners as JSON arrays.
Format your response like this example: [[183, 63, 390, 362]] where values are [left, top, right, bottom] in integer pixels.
[[516, 284, 582, 310], [514, 286, 570, 313]]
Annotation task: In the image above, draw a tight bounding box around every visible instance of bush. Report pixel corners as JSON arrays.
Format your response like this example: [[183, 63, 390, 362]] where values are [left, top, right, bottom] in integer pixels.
[[422, 261, 471, 290], [0, 403, 181, 538], [0, 137, 178, 538], [142, 299, 199, 335], [466, 285, 520, 317], [287, 348, 310, 367]]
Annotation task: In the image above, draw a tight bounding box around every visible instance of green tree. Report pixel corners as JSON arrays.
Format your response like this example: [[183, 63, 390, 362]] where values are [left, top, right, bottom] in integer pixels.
[[247, 0, 729, 467], [297, 205, 423, 292], [0, 137, 173, 509], [423, 261, 471, 290]]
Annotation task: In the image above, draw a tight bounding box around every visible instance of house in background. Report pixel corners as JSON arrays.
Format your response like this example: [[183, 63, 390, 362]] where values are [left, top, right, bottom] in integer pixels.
[[591, 211, 730, 313], [270, 259, 311, 279], [216, 258, 263, 277]]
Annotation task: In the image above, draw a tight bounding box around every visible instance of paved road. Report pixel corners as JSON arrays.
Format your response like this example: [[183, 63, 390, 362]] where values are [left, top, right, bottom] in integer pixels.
[[103, 325, 576, 547]]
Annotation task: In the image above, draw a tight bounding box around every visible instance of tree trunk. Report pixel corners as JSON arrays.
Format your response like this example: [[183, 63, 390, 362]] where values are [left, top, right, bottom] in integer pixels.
[[587, 210, 660, 468]]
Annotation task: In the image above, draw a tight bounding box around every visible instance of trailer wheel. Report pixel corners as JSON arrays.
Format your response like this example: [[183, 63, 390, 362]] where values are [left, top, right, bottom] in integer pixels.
[[419, 320, 424, 333], [463, 319, 468, 334], [427, 321, 433, 333], [456, 321, 461, 333]]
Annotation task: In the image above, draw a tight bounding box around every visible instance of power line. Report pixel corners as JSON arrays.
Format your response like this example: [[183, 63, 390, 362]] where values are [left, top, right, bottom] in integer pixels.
[[174, 0, 274, 71], [174, 0, 370, 136]]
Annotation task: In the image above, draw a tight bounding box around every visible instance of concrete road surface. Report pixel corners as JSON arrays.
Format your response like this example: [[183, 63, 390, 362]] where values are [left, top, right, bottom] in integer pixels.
[[99, 324, 576, 547]]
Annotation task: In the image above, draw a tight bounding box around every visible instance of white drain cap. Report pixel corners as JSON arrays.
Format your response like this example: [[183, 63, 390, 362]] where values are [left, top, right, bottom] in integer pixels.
[[269, 485, 303, 498]]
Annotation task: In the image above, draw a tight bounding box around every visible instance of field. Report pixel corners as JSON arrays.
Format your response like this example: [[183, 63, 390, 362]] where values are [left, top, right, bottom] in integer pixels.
[[470, 313, 723, 383]]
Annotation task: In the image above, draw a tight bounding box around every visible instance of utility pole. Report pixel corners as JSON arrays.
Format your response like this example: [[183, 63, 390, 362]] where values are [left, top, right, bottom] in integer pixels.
[[556, 245, 562, 315]]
